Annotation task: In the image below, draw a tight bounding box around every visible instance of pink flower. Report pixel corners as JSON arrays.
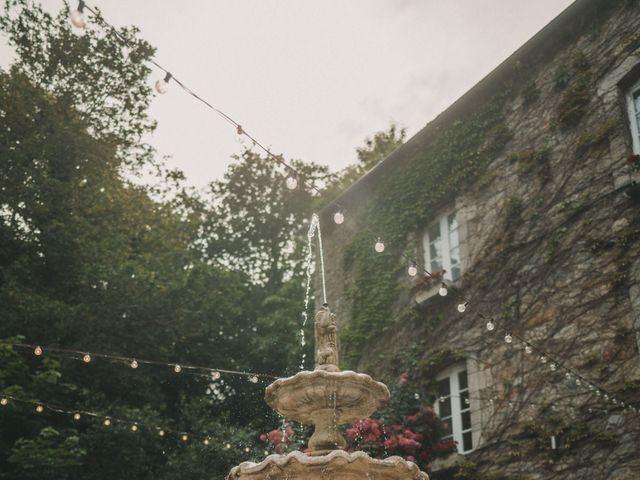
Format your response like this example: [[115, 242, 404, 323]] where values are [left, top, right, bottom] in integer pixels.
[[259, 434, 267, 442], [442, 422, 449, 431], [285, 424, 295, 437], [398, 373, 408, 385], [407, 456, 415, 462], [397, 434, 421, 451], [384, 436, 398, 449], [268, 429, 283, 444]]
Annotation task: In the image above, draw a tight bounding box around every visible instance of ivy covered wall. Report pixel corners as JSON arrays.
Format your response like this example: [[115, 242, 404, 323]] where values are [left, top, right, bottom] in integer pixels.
[[318, 0, 640, 479]]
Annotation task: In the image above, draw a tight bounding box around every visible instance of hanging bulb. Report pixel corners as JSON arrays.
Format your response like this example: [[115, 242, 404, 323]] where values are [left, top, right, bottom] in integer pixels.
[[131, 424, 138, 432], [374, 239, 385, 253], [565, 372, 572, 380], [438, 283, 448, 296], [244, 447, 251, 453], [414, 392, 420, 400], [181, 434, 188, 442], [550, 363, 557, 371], [249, 375, 259, 383], [174, 364, 182, 373], [285, 176, 298, 190], [264, 450, 269, 456], [225, 443, 231, 449], [524, 345, 533, 354], [540, 355, 548, 364], [34, 345, 43, 356], [408, 262, 418, 277], [69, 0, 86, 29], [158, 429, 165, 437], [211, 371, 221, 380], [486, 320, 495, 331], [130, 359, 139, 369], [575, 378, 581, 386], [333, 211, 344, 225], [0, 398, 8, 406], [457, 302, 468, 313], [203, 438, 210, 446], [73, 413, 81, 421], [504, 333, 513, 344], [82, 354, 91, 363], [35, 405, 44, 413], [104, 418, 111, 427], [155, 72, 172, 94]]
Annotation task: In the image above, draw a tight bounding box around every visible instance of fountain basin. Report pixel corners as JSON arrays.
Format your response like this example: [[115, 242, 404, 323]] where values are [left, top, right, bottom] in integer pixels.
[[228, 450, 429, 480], [265, 370, 390, 454]]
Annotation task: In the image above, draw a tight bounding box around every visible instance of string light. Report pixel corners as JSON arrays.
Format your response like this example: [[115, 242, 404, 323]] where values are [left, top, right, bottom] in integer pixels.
[[550, 363, 557, 372], [457, 302, 468, 313], [333, 211, 345, 225], [35, 405, 44, 413], [158, 430, 165, 437], [540, 355, 548, 364], [83, 354, 91, 363], [203, 438, 209, 446], [244, 447, 250, 453], [407, 262, 418, 277], [34, 345, 43, 356], [73, 413, 81, 420], [69, 0, 86, 29], [104, 418, 111, 427], [155, 72, 172, 94], [130, 359, 139, 369], [131, 424, 138, 432], [438, 283, 448, 297], [249, 375, 259, 383], [486, 320, 495, 331], [174, 364, 182, 373], [504, 333, 513, 344], [524, 345, 533, 354], [181, 434, 188, 442], [225, 443, 231, 449], [211, 371, 221, 380], [285, 176, 298, 190], [374, 239, 385, 253], [0, 398, 8, 406]]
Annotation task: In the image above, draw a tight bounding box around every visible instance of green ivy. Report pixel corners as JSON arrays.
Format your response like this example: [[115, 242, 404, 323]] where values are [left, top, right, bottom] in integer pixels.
[[341, 93, 511, 367]]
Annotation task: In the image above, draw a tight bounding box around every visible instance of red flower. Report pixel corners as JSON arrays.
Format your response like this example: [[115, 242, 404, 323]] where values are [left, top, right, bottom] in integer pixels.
[[398, 372, 408, 385], [384, 435, 398, 449], [627, 154, 640, 163], [398, 434, 421, 451], [259, 434, 267, 442], [407, 455, 415, 462], [268, 429, 283, 445]]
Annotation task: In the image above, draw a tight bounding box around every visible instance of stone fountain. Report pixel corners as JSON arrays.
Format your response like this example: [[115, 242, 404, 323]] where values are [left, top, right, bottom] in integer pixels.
[[228, 305, 429, 480]]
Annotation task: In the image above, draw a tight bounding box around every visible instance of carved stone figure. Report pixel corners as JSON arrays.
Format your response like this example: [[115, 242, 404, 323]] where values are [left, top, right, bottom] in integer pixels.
[[314, 305, 339, 372]]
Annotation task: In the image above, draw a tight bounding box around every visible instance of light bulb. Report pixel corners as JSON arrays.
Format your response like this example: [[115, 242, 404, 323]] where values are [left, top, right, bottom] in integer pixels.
[[0, 398, 8, 406], [34, 346, 43, 356], [73, 413, 81, 420], [203, 439, 209, 446], [575, 379, 581, 386], [264, 450, 269, 456], [83, 354, 91, 363], [285, 176, 298, 190], [131, 424, 138, 432], [211, 371, 221, 380], [249, 375, 258, 383], [181, 434, 188, 442], [374, 240, 385, 253], [35, 405, 44, 413], [408, 263, 418, 277], [225, 443, 231, 449], [244, 447, 250, 453], [159, 430, 165, 437], [333, 211, 344, 225], [130, 359, 139, 369], [155, 72, 172, 94], [524, 345, 533, 354], [439, 396, 446, 403], [540, 355, 548, 364], [457, 302, 467, 313], [69, 1, 86, 28], [504, 333, 513, 344], [174, 364, 182, 373], [104, 418, 111, 427], [565, 372, 572, 379], [414, 393, 420, 400], [438, 283, 448, 296], [550, 363, 557, 371], [486, 320, 495, 331]]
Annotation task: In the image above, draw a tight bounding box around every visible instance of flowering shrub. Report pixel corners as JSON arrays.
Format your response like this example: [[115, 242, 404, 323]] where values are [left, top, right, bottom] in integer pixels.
[[344, 371, 456, 470], [413, 270, 444, 289]]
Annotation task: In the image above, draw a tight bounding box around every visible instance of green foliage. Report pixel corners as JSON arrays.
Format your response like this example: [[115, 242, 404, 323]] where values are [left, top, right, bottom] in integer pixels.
[[555, 73, 591, 130], [521, 81, 539, 107], [340, 95, 510, 366]]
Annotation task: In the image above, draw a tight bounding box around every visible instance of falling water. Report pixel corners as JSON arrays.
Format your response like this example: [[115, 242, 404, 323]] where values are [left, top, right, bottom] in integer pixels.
[[299, 213, 327, 370]]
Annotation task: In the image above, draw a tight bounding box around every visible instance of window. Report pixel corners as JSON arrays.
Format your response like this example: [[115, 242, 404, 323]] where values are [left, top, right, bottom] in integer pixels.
[[423, 211, 461, 281], [434, 364, 473, 454], [626, 78, 640, 154]]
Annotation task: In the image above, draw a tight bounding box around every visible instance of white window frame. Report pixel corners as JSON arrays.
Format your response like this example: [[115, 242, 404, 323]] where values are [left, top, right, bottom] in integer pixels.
[[626, 78, 640, 154], [422, 210, 461, 282], [434, 363, 473, 454]]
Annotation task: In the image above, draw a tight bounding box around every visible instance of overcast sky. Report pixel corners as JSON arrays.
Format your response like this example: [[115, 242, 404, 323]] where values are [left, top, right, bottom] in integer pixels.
[[1, 0, 574, 188]]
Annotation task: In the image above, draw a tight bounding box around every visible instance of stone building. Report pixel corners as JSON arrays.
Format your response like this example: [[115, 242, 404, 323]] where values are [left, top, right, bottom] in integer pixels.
[[316, 0, 640, 478]]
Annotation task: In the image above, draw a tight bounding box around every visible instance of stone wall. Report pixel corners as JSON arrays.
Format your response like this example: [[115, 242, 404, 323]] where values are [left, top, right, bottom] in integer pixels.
[[317, 1, 640, 479]]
